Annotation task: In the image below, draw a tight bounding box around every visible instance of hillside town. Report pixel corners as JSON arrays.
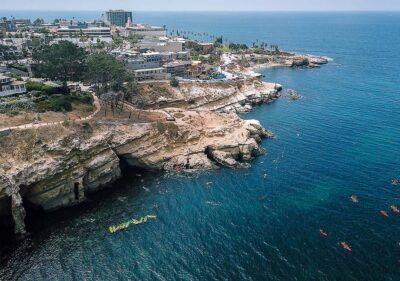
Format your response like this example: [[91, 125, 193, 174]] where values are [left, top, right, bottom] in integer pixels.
[[0, 9, 328, 102]]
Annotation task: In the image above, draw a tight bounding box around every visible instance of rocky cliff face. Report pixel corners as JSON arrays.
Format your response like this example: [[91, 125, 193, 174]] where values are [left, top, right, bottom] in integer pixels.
[[132, 79, 281, 113], [0, 108, 274, 236]]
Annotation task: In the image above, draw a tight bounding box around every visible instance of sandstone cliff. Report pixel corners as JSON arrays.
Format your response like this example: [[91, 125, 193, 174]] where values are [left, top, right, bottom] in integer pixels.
[[0, 80, 280, 237], [132, 79, 281, 113]]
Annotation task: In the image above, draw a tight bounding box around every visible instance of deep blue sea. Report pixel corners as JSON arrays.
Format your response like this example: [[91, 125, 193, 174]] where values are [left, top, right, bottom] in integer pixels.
[[1, 11, 400, 281]]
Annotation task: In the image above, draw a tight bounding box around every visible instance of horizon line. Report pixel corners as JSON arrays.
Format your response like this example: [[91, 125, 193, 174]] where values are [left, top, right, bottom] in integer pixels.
[[1, 9, 400, 12]]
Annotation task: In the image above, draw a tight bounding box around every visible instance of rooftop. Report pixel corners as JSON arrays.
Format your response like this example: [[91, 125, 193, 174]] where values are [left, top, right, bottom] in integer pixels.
[[164, 61, 192, 68]]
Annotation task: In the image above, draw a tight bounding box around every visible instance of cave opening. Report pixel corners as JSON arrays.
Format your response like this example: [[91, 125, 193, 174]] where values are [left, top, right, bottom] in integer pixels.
[[0, 196, 14, 249], [74, 183, 80, 200]]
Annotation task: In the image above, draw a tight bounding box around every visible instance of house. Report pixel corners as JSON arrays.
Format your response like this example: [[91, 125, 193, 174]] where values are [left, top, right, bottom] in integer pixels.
[[188, 61, 205, 78], [0, 75, 27, 97], [124, 52, 162, 71], [198, 42, 214, 53], [133, 67, 168, 80], [163, 61, 192, 78]]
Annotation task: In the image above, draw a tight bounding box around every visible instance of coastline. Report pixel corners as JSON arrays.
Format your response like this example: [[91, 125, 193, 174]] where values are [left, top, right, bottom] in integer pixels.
[[0, 49, 327, 243], [0, 78, 282, 240]]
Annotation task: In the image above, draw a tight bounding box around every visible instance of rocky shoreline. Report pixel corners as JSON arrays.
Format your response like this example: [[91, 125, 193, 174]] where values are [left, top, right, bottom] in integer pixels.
[[0, 79, 281, 239], [222, 52, 329, 78]]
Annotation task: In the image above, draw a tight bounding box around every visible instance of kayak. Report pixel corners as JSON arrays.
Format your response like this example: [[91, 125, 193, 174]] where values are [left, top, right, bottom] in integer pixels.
[[341, 242, 352, 252], [380, 210, 389, 218], [350, 195, 358, 203], [109, 214, 157, 234], [319, 229, 328, 237], [390, 206, 400, 213]]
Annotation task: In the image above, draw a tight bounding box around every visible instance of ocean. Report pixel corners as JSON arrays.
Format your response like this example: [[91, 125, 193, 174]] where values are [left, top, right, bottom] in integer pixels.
[[1, 11, 400, 281]]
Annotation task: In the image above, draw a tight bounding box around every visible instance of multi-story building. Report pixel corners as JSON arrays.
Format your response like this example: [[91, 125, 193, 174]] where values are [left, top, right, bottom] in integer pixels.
[[0, 45, 23, 60], [13, 19, 31, 27], [0, 75, 27, 97], [106, 10, 132, 26], [123, 52, 162, 71], [163, 61, 192, 78], [138, 37, 183, 53], [0, 20, 14, 32], [0, 22, 6, 37], [125, 24, 167, 38], [57, 27, 112, 39], [134, 67, 168, 80]]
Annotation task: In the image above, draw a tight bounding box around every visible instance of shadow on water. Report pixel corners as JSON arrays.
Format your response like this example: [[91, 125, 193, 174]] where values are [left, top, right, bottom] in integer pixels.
[[0, 166, 154, 267]]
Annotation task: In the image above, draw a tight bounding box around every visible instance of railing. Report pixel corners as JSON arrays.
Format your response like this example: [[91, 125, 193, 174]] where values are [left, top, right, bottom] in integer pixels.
[[0, 88, 27, 97]]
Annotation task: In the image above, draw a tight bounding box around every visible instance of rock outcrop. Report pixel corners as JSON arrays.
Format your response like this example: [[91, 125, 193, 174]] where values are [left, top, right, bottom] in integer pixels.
[[224, 52, 329, 70], [0, 108, 274, 235], [132, 79, 281, 114]]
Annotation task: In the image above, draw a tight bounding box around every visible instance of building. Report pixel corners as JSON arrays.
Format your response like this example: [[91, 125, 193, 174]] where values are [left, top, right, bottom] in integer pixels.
[[0, 23, 6, 37], [198, 42, 214, 53], [13, 19, 31, 27], [188, 61, 205, 78], [176, 51, 190, 61], [0, 45, 23, 60], [106, 10, 132, 27], [0, 20, 14, 32], [0, 75, 27, 97], [163, 61, 192, 78], [123, 52, 162, 71], [57, 27, 112, 39], [160, 52, 176, 63], [125, 24, 167, 38], [138, 37, 183, 53], [134, 67, 168, 80]]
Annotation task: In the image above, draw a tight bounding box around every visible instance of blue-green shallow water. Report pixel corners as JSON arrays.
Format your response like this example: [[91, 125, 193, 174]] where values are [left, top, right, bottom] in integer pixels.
[[1, 12, 400, 281]]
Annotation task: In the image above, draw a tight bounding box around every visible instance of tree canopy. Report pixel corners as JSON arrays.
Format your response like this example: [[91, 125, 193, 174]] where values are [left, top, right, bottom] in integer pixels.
[[85, 52, 126, 91], [33, 40, 87, 87]]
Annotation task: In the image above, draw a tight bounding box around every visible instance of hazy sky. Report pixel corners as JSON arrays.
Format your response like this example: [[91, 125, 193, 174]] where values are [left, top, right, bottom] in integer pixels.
[[2, 0, 400, 11]]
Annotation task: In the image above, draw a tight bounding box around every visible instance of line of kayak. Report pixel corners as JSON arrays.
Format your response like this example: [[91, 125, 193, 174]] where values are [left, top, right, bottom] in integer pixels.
[[108, 214, 157, 234], [319, 228, 353, 252], [321, 179, 400, 253]]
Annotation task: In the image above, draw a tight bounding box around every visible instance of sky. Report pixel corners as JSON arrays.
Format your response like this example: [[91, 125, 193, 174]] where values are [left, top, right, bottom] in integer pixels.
[[1, 0, 400, 11]]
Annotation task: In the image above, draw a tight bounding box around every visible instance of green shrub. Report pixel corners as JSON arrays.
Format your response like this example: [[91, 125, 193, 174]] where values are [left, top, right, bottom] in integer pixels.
[[85, 105, 94, 112], [35, 95, 72, 112], [47, 95, 73, 111], [26, 81, 59, 95]]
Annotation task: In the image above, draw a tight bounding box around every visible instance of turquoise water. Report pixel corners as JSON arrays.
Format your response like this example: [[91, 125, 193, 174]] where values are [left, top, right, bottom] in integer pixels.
[[1, 12, 400, 281]]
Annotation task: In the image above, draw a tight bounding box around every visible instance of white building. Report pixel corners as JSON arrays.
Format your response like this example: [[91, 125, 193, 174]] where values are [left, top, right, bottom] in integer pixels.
[[125, 24, 167, 38], [112, 50, 164, 72], [57, 27, 112, 39], [133, 67, 168, 80], [0, 75, 27, 97], [138, 37, 183, 53]]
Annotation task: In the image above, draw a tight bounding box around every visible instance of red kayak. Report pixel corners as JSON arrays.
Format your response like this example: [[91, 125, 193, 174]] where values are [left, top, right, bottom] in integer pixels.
[[319, 229, 328, 237], [341, 242, 352, 252], [390, 206, 400, 213], [380, 210, 389, 217]]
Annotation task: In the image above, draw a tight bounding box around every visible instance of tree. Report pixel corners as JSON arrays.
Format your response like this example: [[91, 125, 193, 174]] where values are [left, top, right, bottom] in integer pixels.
[[170, 77, 179, 87], [33, 18, 45, 26], [214, 36, 223, 46], [86, 52, 126, 91], [124, 80, 139, 102], [33, 40, 86, 88]]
